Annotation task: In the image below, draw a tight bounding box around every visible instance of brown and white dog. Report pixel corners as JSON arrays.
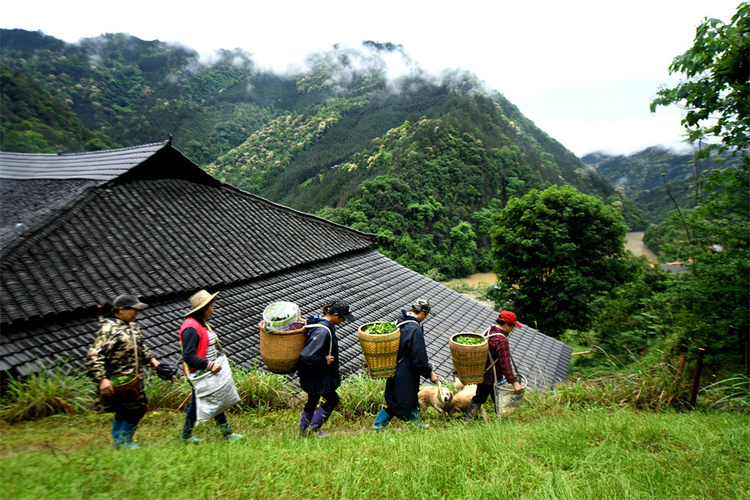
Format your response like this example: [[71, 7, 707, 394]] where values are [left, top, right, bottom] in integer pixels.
[[418, 384, 455, 415], [450, 379, 488, 422]]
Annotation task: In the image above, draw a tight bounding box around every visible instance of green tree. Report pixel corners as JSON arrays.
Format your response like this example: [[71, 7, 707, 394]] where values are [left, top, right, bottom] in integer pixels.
[[640, 3, 750, 371], [489, 185, 630, 337], [650, 3, 749, 152]]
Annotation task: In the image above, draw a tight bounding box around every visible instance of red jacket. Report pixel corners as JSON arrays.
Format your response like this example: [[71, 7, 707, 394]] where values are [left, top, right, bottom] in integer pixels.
[[179, 317, 210, 374]]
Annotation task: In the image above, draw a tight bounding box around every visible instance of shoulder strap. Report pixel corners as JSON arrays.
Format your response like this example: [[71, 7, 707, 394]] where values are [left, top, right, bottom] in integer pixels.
[[304, 323, 333, 356], [396, 319, 419, 329]]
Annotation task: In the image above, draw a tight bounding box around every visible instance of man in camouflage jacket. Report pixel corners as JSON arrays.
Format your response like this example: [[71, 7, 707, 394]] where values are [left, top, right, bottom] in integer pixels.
[[86, 294, 160, 448]]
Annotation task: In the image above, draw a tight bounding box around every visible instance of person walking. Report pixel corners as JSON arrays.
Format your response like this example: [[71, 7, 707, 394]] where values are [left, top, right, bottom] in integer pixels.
[[465, 310, 524, 419], [179, 289, 243, 444], [296, 300, 357, 437], [373, 299, 438, 432], [86, 294, 161, 449]]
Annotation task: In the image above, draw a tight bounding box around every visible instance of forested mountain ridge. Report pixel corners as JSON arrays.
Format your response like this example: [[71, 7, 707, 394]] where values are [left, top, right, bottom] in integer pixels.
[[1, 29, 619, 279], [583, 147, 740, 228]]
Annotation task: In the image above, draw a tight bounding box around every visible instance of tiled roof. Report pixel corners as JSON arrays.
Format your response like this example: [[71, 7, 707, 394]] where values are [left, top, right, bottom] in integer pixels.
[[0, 142, 571, 388], [0, 142, 167, 180], [1, 146, 374, 323], [0, 250, 572, 388]]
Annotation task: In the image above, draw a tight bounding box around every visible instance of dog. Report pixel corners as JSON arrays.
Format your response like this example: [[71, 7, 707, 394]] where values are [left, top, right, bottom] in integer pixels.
[[418, 384, 454, 415], [450, 379, 488, 422]]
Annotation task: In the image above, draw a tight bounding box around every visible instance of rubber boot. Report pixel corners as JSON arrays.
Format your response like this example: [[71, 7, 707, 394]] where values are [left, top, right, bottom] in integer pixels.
[[408, 408, 429, 428], [111, 418, 124, 447], [308, 406, 332, 437], [119, 421, 139, 449], [299, 410, 314, 436], [373, 407, 393, 433], [218, 422, 243, 442], [465, 402, 480, 421]]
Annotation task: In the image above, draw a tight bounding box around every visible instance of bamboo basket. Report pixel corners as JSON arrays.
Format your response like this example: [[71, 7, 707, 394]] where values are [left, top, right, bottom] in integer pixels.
[[259, 321, 306, 374], [357, 322, 401, 379], [449, 332, 488, 385]]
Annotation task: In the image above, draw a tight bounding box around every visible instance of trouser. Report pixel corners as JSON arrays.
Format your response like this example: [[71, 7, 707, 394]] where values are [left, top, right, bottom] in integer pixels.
[[470, 382, 496, 406], [114, 405, 147, 426], [182, 389, 232, 439], [303, 391, 340, 413]]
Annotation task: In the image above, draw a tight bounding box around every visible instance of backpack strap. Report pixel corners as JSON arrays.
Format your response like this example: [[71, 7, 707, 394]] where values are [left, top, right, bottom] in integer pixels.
[[394, 319, 420, 366], [304, 323, 333, 356]]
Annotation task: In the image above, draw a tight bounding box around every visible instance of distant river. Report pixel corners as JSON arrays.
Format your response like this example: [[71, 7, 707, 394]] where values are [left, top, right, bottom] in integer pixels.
[[625, 231, 658, 262], [441, 232, 657, 287]]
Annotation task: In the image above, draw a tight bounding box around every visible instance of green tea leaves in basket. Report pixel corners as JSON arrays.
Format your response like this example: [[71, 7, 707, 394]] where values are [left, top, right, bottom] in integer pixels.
[[453, 334, 485, 345], [365, 322, 397, 335], [110, 374, 135, 385]]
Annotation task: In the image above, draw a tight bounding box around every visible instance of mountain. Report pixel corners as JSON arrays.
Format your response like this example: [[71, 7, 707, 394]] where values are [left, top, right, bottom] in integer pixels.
[[583, 147, 739, 228], [1, 29, 616, 279]]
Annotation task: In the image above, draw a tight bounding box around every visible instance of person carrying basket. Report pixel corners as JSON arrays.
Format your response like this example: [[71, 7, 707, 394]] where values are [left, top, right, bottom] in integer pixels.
[[465, 310, 525, 419], [373, 299, 439, 431], [297, 300, 357, 437]]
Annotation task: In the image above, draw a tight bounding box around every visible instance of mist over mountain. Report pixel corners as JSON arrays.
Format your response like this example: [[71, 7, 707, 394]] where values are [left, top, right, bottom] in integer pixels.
[[2, 29, 630, 279]]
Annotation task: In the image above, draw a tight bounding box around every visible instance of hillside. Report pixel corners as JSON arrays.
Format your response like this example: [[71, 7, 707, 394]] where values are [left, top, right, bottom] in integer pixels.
[[583, 147, 739, 228], [1, 29, 617, 279]]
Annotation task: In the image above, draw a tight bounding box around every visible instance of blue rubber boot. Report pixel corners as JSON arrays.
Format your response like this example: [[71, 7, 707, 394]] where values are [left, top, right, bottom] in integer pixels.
[[111, 418, 124, 447], [119, 421, 139, 449], [308, 407, 332, 437], [408, 408, 429, 428], [373, 407, 392, 433], [299, 410, 314, 436]]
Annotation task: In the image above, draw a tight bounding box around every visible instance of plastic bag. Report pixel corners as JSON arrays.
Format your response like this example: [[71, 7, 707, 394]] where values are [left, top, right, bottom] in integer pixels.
[[187, 355, 240, 426], [494, 375, 527, 417], [262, 302, 301, 332]]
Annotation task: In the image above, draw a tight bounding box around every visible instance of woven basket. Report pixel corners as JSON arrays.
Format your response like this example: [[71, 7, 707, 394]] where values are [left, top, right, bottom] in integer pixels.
[[260, 321, 306, 374], [357, 322, 401, 379], [449, 332, 488, 385]]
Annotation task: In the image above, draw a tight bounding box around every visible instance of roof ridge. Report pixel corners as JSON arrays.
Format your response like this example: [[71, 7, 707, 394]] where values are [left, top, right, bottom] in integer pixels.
[[0, 141, 169, 160]]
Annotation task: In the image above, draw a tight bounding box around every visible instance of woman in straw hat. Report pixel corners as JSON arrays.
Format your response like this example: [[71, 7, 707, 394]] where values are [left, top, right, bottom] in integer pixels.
[[179, 289, 243, 443], [86, 293, 161, 449]]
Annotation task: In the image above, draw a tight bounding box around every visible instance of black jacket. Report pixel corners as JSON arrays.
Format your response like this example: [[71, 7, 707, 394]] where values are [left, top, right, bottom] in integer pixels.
[[297, 316, 341, 395], [384, 311, 433, 418]]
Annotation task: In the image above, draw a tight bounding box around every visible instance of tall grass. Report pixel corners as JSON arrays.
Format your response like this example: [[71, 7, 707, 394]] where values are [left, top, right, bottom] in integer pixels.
[[0, 362, 95, 422], [3, 357, 748, 424]]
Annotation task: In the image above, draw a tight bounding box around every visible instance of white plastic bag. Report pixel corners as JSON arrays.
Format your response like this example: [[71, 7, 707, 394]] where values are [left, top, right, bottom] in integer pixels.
[[262, 302, 301, 332], [495, 374, 527, 417], [187, 354, 241, 426]]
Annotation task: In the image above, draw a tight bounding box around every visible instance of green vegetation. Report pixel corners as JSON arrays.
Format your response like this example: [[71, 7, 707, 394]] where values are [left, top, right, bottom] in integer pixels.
[[1, 29, 613, 280], [363, 322, 398, 336], [1, 363, 748, 499], [452, 334, 486, 345], [489, 185, 632, 337]]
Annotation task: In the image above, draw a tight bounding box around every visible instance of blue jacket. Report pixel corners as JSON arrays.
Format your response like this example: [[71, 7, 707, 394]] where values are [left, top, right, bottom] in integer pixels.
[[384, 311, 433, 419], [297, 316, 341, 395]]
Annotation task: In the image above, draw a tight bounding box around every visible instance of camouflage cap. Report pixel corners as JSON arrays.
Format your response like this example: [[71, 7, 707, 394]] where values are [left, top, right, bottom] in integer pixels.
[[412, 298, 433, 316]]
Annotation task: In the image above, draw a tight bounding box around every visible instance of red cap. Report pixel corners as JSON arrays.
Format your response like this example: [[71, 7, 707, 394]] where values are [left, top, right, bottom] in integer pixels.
[[497, 310, 522, 328]]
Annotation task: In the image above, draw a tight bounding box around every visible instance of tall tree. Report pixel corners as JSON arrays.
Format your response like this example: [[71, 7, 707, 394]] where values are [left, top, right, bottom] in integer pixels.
[[650, 3, 749, 152], [489, 185, 630, 337], [649, 3, 749, 370]]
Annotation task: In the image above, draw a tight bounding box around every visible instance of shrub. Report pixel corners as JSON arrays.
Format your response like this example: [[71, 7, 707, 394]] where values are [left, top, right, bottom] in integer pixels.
[[0, 362, 95, 422]]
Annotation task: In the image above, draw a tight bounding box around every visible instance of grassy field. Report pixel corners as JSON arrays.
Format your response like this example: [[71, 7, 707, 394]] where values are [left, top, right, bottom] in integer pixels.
[[1, 406, 748, 499]]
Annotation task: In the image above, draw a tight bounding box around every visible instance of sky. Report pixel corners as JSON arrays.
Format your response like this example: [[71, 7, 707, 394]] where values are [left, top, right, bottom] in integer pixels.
[[2, 0, 742, 157]]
